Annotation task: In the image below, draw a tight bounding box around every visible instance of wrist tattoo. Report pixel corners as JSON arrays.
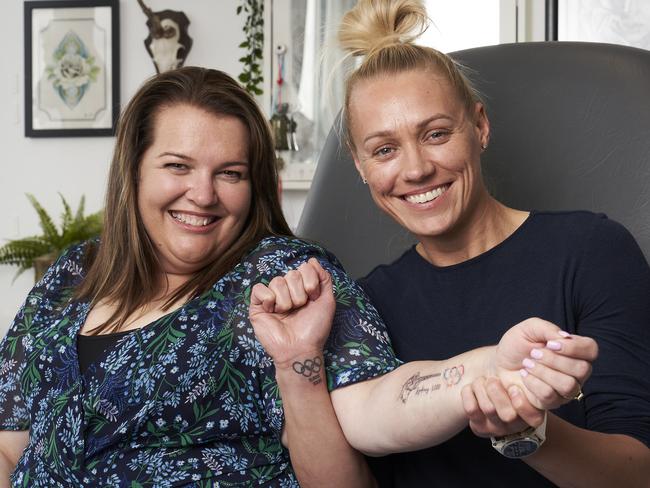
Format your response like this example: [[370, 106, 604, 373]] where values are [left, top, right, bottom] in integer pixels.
[[292, 356, 323, 385], [398, 364, 465, 403]]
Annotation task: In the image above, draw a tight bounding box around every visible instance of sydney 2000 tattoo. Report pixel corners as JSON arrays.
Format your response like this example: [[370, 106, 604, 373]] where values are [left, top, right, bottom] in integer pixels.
[[398, 365, 465, 403], [292, 356, 323, 385]]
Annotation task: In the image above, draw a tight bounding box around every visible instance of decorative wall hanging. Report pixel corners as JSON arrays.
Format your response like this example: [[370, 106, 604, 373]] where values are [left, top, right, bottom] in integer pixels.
[[24, 0, 120, 137], [137, 0, 192, 73], [270, 44, 299, 152]]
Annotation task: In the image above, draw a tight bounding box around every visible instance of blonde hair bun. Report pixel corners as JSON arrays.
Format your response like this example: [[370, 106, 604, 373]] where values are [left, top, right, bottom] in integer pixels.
[[338, 0, 429, 57]]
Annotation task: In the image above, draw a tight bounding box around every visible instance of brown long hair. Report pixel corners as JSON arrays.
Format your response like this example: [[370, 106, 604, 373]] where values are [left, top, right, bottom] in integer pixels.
[[338, 0, 483, 149], [77, 67, 292, 333]]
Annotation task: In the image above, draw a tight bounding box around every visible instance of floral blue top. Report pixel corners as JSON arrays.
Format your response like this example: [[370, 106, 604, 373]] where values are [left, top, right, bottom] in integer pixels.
[[0, 236, 399, 487]]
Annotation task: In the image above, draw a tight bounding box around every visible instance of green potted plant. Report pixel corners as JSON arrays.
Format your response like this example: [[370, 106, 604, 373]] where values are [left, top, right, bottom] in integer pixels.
[[0, 194, 103, 282], [236, 0, 264, 95]]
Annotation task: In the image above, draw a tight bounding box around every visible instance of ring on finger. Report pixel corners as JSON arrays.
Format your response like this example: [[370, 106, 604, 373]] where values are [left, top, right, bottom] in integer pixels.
[[573, 385, 584, 401], [563, 385, 584, 401]]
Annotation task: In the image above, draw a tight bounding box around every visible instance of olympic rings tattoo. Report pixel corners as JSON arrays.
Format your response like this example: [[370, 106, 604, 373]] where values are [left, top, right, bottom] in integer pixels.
[[442, 365, 465, 387], [292, 357, 323, 385], [293, 357, 322, 376]]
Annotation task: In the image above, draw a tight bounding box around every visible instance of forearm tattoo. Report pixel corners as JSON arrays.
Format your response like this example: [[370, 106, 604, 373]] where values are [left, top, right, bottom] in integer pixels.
[[398, 365, 465, 403], [292, 356, 323, 385]]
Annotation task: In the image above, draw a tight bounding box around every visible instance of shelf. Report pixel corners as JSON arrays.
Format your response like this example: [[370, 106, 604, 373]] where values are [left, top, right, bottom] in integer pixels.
[[280, 162, 316, 192], [281, 179, 312, 191]]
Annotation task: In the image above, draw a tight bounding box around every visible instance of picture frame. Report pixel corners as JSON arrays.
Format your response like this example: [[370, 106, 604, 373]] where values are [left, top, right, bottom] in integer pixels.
[[547, 0, 650, 50], [24, 0, 120, 137]]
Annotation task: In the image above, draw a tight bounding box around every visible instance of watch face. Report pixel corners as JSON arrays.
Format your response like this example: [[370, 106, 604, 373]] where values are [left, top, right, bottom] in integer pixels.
[[502, 439, 539, 458]]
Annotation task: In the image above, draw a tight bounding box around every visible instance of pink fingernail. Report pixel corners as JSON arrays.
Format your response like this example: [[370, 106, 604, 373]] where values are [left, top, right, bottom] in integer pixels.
[[530, 348, 543, 359], [508, 385, 520, 397], [522, 358, 536, 369], [558, 330, 572, 338], [520, 369, 529, 377], [546, 340, 562, 351]]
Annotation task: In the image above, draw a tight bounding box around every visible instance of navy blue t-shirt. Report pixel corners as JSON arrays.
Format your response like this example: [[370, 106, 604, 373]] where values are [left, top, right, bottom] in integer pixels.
[[360, 211, 650, 487]]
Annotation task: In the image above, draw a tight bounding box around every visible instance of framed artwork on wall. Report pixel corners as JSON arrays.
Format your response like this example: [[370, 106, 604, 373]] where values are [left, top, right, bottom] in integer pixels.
[[24, 0, 120, 137]]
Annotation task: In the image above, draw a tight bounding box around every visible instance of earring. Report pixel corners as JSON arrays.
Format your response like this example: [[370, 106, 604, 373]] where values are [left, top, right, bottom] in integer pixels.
[[481, 143, 488, 150], [362, 178, 367, 184]]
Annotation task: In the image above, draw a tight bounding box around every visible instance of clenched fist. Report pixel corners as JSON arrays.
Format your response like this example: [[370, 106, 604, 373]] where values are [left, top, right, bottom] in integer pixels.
[[249, 258, 336, 369]]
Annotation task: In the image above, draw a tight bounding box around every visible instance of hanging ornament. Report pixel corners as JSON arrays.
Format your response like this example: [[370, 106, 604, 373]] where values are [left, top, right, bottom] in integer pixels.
[[270, 44, 299, 152]]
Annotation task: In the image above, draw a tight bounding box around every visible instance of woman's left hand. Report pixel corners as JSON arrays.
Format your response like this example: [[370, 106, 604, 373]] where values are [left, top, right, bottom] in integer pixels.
[[493, 318, 598, 410], [248, 258, 336, 368]]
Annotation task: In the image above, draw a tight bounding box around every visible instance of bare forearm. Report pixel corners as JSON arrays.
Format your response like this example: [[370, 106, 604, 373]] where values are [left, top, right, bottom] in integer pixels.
[[276, 352, 376, 488], [0, 453, 14, 488], [525, 413, 650, 488], [333, 346, 496, 455]]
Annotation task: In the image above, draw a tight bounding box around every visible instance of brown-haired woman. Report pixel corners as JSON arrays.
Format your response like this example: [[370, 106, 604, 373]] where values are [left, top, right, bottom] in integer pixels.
[[0, 66, 403, 487], [328, 0, 647, 486]]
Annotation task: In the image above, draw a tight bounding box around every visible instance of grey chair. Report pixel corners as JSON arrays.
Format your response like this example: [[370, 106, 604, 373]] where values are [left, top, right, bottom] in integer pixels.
[[297, 42, 650, 279]]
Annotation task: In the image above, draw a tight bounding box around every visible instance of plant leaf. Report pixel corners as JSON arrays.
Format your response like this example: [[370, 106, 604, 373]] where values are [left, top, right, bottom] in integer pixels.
[[26, 194, 60, 248], [75, 195, 86, 222], [59, 193, 74, 233], [237, 0, 264, 96], [1, 194, 103, 277], [0, 237, 51, 273]]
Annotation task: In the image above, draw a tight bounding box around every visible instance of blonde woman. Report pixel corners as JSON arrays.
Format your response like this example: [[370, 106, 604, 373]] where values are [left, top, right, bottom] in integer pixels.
[[251, 0, 650, 487]]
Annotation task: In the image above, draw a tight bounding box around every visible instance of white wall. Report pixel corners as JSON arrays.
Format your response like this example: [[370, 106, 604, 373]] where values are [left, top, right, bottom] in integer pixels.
[[0, 0, 247, 336]]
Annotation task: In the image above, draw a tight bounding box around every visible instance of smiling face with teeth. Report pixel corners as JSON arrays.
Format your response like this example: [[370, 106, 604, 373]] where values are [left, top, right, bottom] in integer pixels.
[[137, 103, 252, 279], [348, 69, 492, 251]]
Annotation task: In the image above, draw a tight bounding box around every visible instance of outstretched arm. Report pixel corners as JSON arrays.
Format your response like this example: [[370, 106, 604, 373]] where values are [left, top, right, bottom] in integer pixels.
[[249, 259, 376, 488], [331, 319, 595, 456], [331, 344, 494, 455], [251, 260, 597, 458]]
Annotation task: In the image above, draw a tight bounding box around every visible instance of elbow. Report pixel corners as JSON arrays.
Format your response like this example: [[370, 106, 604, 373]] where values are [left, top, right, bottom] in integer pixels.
[[338, 422, 398, 457], [331, 379, 398, 457], [359, 447, 390, 458]]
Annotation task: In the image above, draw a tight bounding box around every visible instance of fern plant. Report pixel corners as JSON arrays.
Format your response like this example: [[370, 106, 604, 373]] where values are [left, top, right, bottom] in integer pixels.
[[0, 194, 103, 280]]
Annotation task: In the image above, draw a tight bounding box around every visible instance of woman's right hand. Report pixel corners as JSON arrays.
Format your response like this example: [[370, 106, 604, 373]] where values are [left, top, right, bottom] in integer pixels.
[[490, 318, 598, 410], [462, 378, 547, 437], [248, 258, 336, 368]]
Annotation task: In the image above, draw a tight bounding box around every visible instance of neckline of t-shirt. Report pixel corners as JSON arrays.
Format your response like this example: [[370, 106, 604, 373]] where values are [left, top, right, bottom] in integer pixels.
[[77, 328, 134, 340], [409, 210, 539, 271], [75, 298, 193, 339]]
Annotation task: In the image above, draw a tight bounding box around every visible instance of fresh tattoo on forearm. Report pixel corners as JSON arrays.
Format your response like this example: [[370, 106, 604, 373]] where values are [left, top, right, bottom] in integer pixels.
[[442, 365, 464, 387], [398, 372, 441, 403], [292, 356, 323, 385], [398, 364, 465, 403]]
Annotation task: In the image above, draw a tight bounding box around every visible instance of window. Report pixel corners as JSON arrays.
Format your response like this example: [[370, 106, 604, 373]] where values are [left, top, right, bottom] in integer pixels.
[[421, 0, 507, 52]]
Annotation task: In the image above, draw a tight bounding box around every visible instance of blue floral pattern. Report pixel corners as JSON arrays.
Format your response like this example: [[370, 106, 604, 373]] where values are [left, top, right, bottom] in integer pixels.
[[0, 237, 399, 487]]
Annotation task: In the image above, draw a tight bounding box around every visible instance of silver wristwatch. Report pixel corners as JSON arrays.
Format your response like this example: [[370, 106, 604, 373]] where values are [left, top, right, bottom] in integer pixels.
[[491, 411, 547, 458]]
